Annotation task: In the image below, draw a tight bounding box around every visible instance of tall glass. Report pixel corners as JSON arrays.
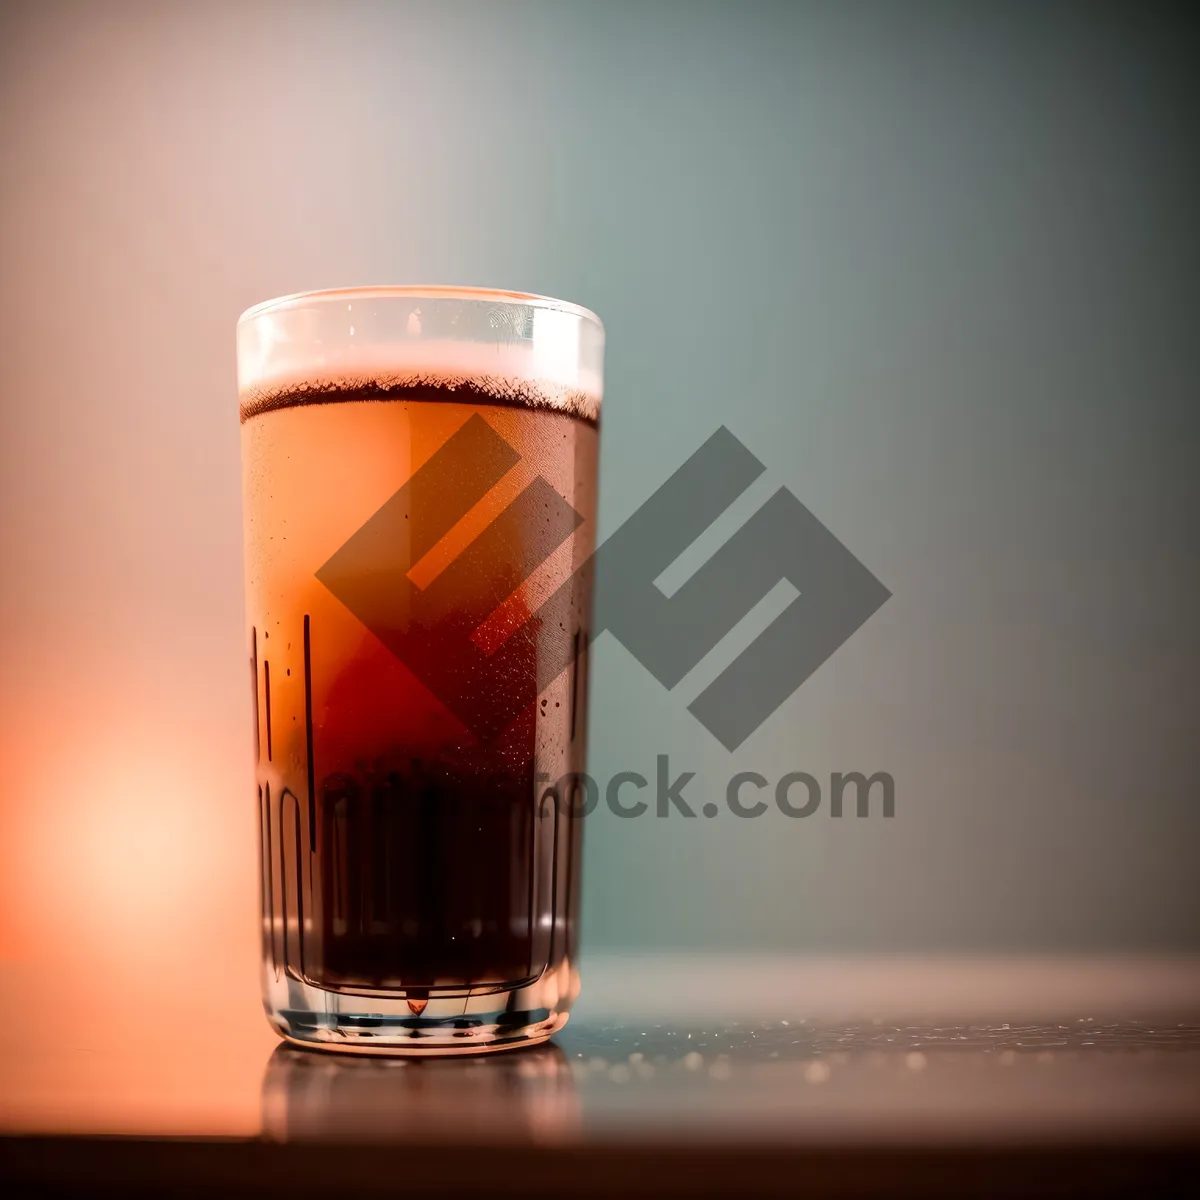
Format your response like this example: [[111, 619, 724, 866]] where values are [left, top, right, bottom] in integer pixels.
[[237, 287, 603, 1054]]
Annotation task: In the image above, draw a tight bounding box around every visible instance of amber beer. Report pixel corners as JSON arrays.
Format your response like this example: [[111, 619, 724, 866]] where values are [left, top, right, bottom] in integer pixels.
[[238, 288, 603, 1054]]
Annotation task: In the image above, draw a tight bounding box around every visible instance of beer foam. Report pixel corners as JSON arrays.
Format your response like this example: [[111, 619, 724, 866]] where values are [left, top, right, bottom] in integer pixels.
[[239, 341, 601, 425]]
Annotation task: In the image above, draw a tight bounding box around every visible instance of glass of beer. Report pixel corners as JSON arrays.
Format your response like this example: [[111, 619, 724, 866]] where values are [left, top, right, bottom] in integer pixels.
[[237, 287, 602, 1054]]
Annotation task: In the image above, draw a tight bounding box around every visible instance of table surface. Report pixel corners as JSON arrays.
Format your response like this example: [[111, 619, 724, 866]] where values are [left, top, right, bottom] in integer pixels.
[[3, 955, 1199, 1195]]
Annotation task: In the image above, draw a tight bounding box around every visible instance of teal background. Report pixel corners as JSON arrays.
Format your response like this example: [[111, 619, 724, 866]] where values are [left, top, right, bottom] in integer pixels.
[[2, 1, 1196, 958]]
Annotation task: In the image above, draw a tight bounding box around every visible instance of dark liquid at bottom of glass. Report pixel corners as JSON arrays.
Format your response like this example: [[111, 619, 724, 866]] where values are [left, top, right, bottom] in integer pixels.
[[313, 762, 553, 994]]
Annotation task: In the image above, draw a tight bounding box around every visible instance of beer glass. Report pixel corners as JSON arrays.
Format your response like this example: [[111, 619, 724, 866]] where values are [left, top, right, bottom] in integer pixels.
[[237, 287, 603, 1054]]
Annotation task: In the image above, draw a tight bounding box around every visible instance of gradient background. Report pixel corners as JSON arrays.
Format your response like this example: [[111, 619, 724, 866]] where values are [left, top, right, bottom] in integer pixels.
[[1, 0, 1197, 1005]]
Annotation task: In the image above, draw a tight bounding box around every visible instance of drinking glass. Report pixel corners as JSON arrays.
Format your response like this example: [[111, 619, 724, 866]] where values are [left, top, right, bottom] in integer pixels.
[[237, 287, 603, 1054]]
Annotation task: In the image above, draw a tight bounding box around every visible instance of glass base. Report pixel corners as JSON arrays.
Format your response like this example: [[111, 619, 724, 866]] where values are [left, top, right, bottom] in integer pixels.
[[263, 961, 578, 1056]]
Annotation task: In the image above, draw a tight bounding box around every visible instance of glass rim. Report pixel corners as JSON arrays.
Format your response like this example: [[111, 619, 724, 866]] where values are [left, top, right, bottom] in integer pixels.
[[238, 285, 604, 332]]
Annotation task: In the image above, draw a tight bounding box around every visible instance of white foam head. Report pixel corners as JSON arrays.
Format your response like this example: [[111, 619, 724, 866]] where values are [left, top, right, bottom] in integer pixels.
[[237, 287, 604, 423]]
